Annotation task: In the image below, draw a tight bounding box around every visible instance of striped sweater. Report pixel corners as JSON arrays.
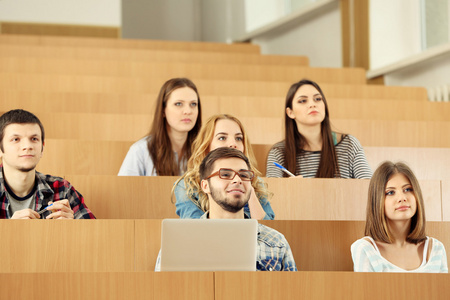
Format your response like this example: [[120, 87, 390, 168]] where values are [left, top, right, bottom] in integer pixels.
[[266, 134, 372, 178]]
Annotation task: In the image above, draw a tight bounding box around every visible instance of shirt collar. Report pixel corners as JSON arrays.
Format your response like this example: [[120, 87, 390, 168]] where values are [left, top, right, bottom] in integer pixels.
[[201, 211, 250, 219]]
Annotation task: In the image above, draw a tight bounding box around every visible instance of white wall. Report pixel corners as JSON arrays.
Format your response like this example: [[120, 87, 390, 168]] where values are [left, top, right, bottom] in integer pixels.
[[201, 0, 246, 43], [370, 0, 422, 69], [384, 52, 450, 94], [0, 0, 120, 26], [251, 1, 342, 68], [245, 0, 288, 32], [122, 0, 201, 41]]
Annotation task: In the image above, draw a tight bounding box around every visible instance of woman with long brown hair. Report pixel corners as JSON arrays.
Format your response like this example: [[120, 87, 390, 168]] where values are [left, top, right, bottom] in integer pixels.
[[119, 78, 201, 176], [266, 79, 371, 178], [351, 161, 447, 272]]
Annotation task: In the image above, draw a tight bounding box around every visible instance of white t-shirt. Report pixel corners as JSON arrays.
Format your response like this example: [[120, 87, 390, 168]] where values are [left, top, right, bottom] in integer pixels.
[[118, 136, 185, 176], [351, 236, 448, 273]]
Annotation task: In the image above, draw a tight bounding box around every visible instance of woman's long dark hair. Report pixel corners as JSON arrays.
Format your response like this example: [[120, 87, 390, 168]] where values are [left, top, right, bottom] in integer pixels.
[[148, 78, 202, 175], [283, 79, 340, 178]]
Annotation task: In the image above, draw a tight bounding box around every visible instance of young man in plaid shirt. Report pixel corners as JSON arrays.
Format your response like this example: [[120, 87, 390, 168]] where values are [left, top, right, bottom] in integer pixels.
[[198, 147, 296, 271], [0, 109, 95, 219]]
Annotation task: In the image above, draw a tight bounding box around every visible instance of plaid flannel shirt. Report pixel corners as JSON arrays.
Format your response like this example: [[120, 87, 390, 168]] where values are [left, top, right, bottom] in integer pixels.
[[200, 213, 297, 271], [0, 166, 95, 219]]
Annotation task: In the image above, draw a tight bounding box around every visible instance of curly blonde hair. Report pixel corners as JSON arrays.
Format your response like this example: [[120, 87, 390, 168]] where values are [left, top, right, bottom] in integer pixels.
[[172, 114, 270, 211]]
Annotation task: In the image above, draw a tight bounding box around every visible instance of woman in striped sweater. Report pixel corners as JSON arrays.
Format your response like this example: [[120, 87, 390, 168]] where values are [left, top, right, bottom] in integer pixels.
[[266, 79, 372, 178]]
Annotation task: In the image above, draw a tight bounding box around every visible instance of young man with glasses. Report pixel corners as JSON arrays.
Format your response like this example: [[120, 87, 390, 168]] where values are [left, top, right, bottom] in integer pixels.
[[198, 147, 297, 271]]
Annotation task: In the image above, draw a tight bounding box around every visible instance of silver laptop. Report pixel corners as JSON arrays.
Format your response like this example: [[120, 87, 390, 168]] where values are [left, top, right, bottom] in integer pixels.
[[160, 219, 258, 271]]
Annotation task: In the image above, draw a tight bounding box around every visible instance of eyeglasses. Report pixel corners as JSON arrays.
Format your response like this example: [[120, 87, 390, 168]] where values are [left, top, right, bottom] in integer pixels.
[[206, 168, 254, 181]]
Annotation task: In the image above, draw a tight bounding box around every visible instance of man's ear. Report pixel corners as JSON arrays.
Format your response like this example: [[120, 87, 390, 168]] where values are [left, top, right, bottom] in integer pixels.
[[200, 179, 210, 194], [40, 141, 45, 158]]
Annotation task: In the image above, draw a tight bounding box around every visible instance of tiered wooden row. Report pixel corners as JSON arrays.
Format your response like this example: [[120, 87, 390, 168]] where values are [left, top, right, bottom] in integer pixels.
[[1, 34, 449, 298], [1, 34, 449, 215]]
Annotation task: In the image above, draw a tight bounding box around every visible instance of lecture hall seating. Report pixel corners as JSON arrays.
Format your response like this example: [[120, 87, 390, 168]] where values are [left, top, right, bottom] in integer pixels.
[[14, 112, 450, 147], [57, 176, 443, 221], [0, 33, 262, 53], [1, 220, 449, 273], [0, 43, 310, 66], [0, 31, 449, 300], [0, 56, 366, 84]]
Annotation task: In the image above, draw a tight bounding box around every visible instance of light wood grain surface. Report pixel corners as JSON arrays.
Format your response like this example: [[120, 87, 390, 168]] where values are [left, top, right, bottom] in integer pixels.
[[0, 33, 261, 53], [0, 44, 309, 65]]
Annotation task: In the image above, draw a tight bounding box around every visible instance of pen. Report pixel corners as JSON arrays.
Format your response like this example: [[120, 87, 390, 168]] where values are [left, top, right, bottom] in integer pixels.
[[273, 162, 296, 177], [37, 204, 53, 215]]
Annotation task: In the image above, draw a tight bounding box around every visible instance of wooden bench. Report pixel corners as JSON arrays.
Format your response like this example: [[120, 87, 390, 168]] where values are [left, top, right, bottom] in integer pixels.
[[0, 44, 309, 66], [1, 219, 448, 274], [0, 73, 427, 100], [254, 144, 450, 180], [0, 272, 214, 299], [215, 272, 450, 299], [60, 176, 442, 221], [0, 33, 261, 53], [0, 220, 135, 272], [135, 220, 450, 271], [8, 113, 449, 147], [3, 90, 444, 121], [441, 180, 450, 221], [0, 57, 366, 84], [0, 271, 448, 299]]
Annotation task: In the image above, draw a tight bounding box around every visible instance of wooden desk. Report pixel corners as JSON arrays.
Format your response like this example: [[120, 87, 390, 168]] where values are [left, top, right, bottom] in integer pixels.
[[0, 44, 309, 66], [0, 220, 448, 274], [0, 271, 448, 300], [0, 57, 366, 84], [0, 33, 260, 53], [64, 176, 179, 219], [215, 272, 450, 299], [0, 73, 426, 100], [0, 272, 214, 300], [0, 271, 447, 299], [254, 144, 450, 180], [0, 220, 134, 272], [441, 180, 450, 221], [266, 178, 442, 221], [61, 176, 442, 221]]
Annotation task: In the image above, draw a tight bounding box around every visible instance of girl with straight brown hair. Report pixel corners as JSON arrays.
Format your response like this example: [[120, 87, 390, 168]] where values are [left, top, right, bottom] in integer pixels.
[[266, 79, 371, 178], [351, 161, 448, 272], [119, 78, 201, 176]]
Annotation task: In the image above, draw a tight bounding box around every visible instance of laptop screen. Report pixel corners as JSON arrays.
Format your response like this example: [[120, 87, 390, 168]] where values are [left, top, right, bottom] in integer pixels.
[[160, 219, 258, 271]]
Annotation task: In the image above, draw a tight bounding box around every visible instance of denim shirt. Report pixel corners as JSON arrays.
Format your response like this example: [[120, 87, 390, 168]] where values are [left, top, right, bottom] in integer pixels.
[[155, 212, 297, 272], [174, 178, 275, 220]]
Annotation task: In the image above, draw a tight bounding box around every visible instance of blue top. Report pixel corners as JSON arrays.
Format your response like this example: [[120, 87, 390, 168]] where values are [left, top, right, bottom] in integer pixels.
[[351, 236, 448, 273], [174, 178, 275, 220]]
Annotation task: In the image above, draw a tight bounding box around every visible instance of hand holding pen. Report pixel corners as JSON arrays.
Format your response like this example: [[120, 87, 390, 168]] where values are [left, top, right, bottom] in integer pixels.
[[273, 163, 303, 178], [45, 200, 74, 219], [10, 204, 53, 219]]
